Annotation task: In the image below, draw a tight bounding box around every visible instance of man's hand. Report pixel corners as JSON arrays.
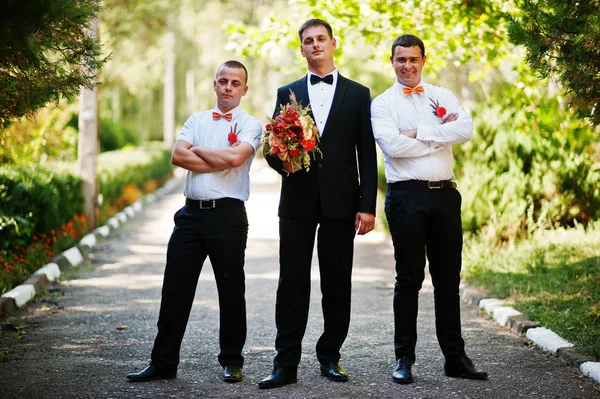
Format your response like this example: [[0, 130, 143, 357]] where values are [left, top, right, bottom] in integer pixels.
[[442, 113, 458, 124], [282, 159, 293, 173], [399, 128, 417, 139], [355, 212, 375, 235]]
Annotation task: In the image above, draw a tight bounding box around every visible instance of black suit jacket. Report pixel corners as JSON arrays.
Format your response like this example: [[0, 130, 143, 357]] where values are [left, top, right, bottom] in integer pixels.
[[266, 74, 378, 219]]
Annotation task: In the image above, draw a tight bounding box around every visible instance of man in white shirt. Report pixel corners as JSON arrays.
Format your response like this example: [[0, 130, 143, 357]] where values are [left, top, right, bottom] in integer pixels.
[[371, 34, 488, 384], [127, 60, 262, 384]]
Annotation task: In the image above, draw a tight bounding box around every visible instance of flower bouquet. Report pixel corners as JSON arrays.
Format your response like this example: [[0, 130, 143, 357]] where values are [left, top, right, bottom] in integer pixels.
[[262, 90, 321, 173]]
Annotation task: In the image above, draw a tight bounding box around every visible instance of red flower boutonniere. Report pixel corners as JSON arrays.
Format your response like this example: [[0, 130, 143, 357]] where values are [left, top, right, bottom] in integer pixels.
[[228, 123, 238, 146], [429, 98, 447, 120]]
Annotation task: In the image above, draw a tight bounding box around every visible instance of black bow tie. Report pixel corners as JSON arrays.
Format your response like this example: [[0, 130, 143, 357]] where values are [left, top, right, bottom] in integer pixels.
[[310, 74, 334, 85]]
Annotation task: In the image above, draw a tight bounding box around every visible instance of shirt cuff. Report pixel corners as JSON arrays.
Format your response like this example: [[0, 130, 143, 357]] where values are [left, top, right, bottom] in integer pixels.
[[416, 124, 437, 142]]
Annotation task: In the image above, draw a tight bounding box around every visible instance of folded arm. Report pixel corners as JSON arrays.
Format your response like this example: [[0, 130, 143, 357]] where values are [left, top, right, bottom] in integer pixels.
[[190, 141, 255, 169], [416, 92, 472, 145], [371, 97, 444, 159], [171, 140, 223, 173]]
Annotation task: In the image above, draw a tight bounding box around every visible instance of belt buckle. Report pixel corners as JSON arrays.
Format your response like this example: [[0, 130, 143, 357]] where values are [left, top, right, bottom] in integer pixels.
[[199, 200, 215, 209], [427, 181, 442, 189]]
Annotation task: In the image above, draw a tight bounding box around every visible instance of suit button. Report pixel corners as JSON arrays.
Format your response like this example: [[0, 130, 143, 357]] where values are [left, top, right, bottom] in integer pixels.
[[319, 164, 323, 168]]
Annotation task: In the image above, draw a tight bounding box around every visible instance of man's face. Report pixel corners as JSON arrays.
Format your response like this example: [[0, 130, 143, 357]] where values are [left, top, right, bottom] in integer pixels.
[[213, 66, 248, 112], [300, 25, 337, 67], [391, 45, 426, 88]]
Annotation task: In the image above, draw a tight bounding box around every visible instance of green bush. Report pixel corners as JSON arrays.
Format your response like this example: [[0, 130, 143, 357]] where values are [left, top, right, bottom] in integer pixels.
[[0, 145, 173, 294], [0, 166, 83, 251], [98, 146, 172, 208], [454, 95, 600, 243], [67, 115, 140, 152]]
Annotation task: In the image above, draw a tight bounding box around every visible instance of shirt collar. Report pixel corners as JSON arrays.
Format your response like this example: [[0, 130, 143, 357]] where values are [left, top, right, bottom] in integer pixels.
[[307, 69, 338, 83]]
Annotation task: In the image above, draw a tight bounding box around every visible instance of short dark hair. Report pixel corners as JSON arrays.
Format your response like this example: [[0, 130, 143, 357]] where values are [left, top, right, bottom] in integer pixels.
[[298, 18, 333, 42], [217, 60, 248, 85], [391, 34, 425, 58]]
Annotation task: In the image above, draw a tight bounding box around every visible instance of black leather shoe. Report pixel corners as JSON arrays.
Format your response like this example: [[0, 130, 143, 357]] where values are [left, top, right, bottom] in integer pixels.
[[257, 368, 298, 389], [444, 356, 488, 380], [392, 356, 413, 384], [320, 362, 349, 382], [223, 365, 243, 383], [126, 364, 177, 382]]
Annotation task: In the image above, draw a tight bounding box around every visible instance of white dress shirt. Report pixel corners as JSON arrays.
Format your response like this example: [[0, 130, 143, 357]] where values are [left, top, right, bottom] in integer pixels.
[[307, 69, 338, 136], [371, 81, 472, 182], [176, 105, 262, 201]]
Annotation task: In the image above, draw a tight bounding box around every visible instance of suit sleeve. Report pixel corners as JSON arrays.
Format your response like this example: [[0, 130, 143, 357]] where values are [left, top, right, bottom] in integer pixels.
[[357, 87, 378, 216], [265, 88, 287, 175]]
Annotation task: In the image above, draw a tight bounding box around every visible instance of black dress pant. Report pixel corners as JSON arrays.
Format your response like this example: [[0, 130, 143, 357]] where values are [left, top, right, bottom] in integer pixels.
[[385, 182, 466, 362], [273, 213, 356, 368], [150, 202, 248, 369]]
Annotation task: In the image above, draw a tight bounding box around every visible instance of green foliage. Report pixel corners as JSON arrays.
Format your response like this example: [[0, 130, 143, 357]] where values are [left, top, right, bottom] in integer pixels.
[[463, 221, 600, 359], [98, 147, 172, 208], [508, 0, 600, 126], [0, 0, 105, 130], [224, 0, 514, 78], [0, 166, 84, 252], [456, 86, 600, 241], [0, 103, 79, 165], [67, 114, 140, 152]]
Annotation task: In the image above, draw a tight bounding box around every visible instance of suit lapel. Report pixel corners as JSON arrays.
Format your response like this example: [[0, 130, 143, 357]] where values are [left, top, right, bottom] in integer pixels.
[[321, 74, 348, 139]]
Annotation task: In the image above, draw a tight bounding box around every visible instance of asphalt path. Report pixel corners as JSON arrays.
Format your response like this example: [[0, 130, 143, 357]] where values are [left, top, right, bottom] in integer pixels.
[[1, 161, 599, 398]]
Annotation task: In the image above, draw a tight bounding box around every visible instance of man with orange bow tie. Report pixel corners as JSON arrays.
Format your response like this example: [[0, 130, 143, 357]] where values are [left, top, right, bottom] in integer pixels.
[[371, 35, 488, 384], [127, 60, 262, 384]]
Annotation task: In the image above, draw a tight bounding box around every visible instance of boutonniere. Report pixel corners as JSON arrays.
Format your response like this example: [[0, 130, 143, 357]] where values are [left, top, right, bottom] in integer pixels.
[[228, 123, 238, 146], [429, 97, 447, 120]]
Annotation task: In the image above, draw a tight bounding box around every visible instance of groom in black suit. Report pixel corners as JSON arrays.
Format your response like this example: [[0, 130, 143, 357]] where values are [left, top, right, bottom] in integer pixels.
[[258, 18, 378, 389]]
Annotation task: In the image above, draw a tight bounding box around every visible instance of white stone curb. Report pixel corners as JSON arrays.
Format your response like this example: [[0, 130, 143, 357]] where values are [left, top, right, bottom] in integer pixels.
[[479, 298, 504, 313], [1, 284, 36, 307], [493, 306, 522, 327], [107, 217, 119, 229], [80, 234, 97, 249], [145, 193, 157, 203], [124, 206, 135, 218], [580, 362, 600, 383], [526, 327, 575, 354], [95, 225, 110, 238], [116, 212, 127, 223], [62, 247, 84, 267], [33, 263, 61, 282], [469, 289, 598, 384], [132, 201, 143, 212]]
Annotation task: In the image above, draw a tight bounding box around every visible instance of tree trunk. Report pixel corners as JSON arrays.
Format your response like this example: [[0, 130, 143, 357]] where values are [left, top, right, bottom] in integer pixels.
[[78, 14, 99, 228], [163, 16, 176, 148]]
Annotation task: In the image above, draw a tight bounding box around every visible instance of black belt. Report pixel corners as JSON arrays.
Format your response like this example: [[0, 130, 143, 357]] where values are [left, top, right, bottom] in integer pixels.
[[390, 180, 457, 189], [185, 197, 242, 209]]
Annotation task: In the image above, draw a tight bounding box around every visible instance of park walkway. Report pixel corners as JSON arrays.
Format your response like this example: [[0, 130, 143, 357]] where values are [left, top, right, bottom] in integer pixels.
[[0, 160, 598, 399]]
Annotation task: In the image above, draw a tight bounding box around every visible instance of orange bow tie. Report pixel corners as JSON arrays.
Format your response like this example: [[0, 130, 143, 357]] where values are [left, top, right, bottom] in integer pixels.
[[402, 86, 424, 96], [212, 112, 232, 121]]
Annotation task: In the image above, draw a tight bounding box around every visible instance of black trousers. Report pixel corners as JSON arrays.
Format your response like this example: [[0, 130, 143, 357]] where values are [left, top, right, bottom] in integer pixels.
[[273, 213, 356, 368], [150, 202, 248, 369], [385, 182, 466, 363]]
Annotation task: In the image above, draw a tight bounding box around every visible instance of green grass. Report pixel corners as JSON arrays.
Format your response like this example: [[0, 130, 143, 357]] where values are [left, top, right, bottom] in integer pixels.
[[462, 221, 600, 360]]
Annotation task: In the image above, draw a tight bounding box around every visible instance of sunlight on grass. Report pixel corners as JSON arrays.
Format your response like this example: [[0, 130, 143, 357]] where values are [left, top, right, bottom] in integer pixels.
[[463, 221, 600, 359]]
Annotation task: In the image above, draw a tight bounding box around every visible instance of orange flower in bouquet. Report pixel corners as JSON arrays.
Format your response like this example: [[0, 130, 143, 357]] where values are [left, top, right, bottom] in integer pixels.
[[262, 90, 321, 173]]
